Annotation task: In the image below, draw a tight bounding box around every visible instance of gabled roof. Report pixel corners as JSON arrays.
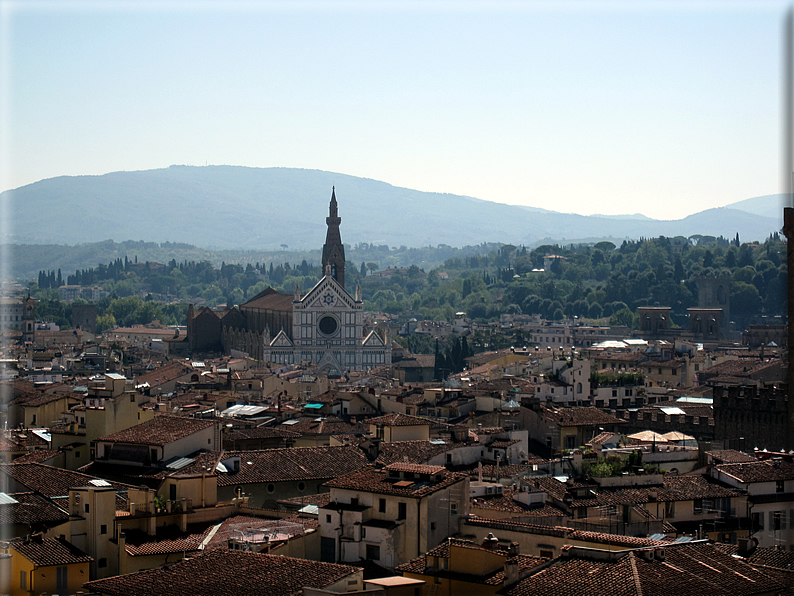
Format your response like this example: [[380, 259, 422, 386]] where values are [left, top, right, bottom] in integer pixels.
[[96, 414, 215, 446], [0, 462, 138, 504], [375, 440, 451, 466], [324, 464, 467, 498], [362, 329, 386, 347], [216, 446, 368, 486], [505, 542, 790, 596], [83, 549, 362, 596], [12, 535, 92, 566], [367, 413, 433, 427], [538, 406, 625, 427], [241, 287, 294, 312], [716, 459, 794, 483], [269, 329, 293, 347], [0, 492, 69, 526], [299, 273, 356, 307]]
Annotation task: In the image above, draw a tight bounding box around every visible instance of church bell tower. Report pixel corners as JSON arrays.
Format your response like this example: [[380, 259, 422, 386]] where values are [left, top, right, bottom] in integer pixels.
[[322, 187, 345, 288]]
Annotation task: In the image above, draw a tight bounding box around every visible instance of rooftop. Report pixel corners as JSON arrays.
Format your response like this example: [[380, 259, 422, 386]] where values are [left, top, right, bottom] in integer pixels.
[[83, 548, 361, 596]]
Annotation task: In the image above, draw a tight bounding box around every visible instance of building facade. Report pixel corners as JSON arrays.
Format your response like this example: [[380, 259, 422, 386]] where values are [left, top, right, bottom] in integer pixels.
[[197, 189, 391, 373]]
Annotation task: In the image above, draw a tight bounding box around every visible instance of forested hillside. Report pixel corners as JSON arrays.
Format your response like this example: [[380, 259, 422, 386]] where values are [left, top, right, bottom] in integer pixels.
[[31, 234, 786, 341]]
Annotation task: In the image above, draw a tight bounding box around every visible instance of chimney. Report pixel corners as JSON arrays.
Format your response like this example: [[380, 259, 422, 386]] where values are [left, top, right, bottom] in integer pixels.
[[504, 559, 520, 586], [482, 533, 499, 550], [737, 537, 757, 557], [508, 542, 520, 556]]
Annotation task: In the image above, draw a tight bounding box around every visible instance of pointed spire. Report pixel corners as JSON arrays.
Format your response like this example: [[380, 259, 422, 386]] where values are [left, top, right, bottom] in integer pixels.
[[294, 283, 301, 301], [329, 186, 338, 218]]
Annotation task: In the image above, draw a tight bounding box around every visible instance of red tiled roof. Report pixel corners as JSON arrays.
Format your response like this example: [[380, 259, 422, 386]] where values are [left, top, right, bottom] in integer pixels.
[[97, 414, 215, 446], [505, 542, 789, 596], [12, 449, 61, 464], [706, 449, 756, 464], [0, 492, 69, 526], [324, 465, 467, 498], [385, 462, 446, 475], [83, 548, 361, 596], [241, 287, 295, 312], [0, 462, 138, 511], [539, 406, 625, 427], [134, 362, 195, 386], [367, 413, 433, 427], [716, 459, 794, 483], [217, 446, 368, 486], [375, 440, 450, 466], [533, 474, 741, 509], [12, 536, 92, 566]]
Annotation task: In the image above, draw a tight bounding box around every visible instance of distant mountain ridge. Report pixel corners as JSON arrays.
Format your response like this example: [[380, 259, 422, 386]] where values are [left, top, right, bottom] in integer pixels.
[[1, 165, 781, 250]]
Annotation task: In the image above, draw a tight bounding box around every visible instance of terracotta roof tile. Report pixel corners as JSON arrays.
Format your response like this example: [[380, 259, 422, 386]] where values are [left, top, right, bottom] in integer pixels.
[[217, 446, 368, 486], [12, 536, 92, 566], [366, 413, 433, 427], [0, 492, 69, 526], [241, 287, 295, 312], [375, 440, 450, 466], [97, 414, 215, 446], [538, 406, 626, 427], [716, 459, 794, 483], [83, 548, 361, 596], [505, 542, 789, 596], [324, 465, 467, 498]]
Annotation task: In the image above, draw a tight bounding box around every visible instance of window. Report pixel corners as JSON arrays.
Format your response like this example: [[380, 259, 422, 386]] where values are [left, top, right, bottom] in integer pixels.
[[170, 484, 177, 501], [379, 498, 386, 513], [431, 522, 436, 531], [130, 394, 135, 402], [326, 514, 332, 523], [540, 549, 553, 559], [56, 566, 68, 595], [98, 558, 107, 568], [85, 504, 90, 513], [450, 502, 458, 515], [398, 502, 406, 520], [298, 482, 306, 492], [266, 484, 275, 494], [772, 511, 787, 531], [100, 524, 107, 535], [665, 501, 675, 518], [366, 544, 380, 560], [777, 480, 785, 493], [752, 512, 764, 531], [694, 499, 703, 515], [20, 570, 26, 590]]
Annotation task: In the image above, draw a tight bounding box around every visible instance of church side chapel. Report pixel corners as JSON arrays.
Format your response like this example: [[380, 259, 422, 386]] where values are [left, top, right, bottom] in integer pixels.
[[188, 189, 391, 373]]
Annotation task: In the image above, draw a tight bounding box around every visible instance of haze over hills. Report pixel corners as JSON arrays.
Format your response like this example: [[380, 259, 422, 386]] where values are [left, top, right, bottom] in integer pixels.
[[1, 165, 782, 250]]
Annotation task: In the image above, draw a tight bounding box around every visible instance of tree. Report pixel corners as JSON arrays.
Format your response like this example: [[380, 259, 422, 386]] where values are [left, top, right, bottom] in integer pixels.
[[610, 307, 637, 328]]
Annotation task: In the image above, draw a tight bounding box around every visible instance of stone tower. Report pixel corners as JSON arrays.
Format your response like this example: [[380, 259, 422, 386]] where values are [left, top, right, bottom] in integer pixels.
[[322, 187, 345, 289], [22, 294, 35, 344]]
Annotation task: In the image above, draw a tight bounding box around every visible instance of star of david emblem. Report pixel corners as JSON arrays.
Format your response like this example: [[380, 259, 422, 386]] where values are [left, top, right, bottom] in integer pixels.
[[321, 292, 336, 306]]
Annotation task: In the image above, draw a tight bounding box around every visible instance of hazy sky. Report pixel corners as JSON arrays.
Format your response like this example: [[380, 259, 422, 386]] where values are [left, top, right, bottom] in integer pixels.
[[0, 0, 789, 219]]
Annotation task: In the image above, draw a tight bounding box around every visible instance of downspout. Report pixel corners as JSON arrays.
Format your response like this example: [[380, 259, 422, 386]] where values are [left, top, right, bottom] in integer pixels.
[[417, 499, 421, 561]]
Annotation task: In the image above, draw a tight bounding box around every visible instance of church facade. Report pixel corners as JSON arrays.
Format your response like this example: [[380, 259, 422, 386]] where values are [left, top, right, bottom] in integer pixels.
[[192, 189, 391, 374]]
